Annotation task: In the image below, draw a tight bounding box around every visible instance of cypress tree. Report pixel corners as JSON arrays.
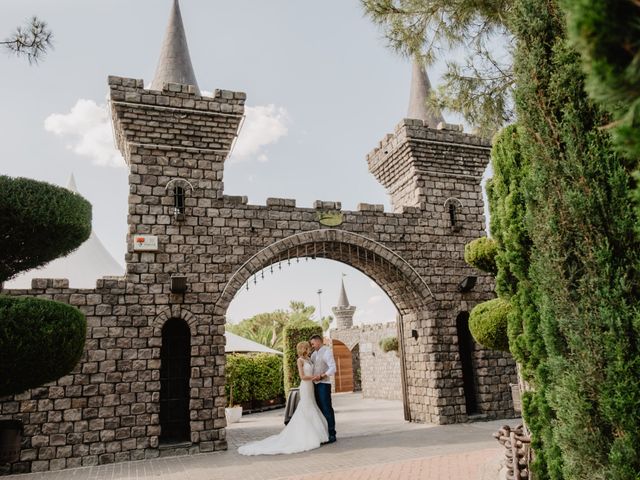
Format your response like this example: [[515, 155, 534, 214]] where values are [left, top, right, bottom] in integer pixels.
[[511, 0, 640, 477]]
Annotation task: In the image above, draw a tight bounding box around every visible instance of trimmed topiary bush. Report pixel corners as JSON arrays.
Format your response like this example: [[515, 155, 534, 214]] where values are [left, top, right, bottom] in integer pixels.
[[378, 336, 398, 353], [469, 298, 511, 352], [225, 353, 283, 407], [464, 237, 498, 275], [0, 175, 92, 283], [0, 296, 86, 397], [282, 321, 322, 395]]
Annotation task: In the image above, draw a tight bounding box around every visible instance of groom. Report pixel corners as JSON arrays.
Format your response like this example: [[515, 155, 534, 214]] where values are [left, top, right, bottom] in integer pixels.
[[309, 334, 337, 444]]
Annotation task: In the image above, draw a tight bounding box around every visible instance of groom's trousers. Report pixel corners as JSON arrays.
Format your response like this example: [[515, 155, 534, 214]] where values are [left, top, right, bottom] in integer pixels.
[[314, 383, 336, 439]]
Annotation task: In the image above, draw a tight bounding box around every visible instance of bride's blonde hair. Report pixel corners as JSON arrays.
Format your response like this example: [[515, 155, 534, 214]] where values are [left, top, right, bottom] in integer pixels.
[[296, 341, 311, 358]]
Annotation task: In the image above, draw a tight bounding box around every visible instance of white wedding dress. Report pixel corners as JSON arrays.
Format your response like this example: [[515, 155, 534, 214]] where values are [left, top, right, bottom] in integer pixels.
[[238, 359, 328, 455]]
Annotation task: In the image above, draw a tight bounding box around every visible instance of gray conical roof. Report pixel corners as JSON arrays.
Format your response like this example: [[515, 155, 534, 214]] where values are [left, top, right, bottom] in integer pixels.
[[150, 0, 200, 94], [67, 173, 79, 193], [407, 57, 445, 127], [337, 278, 350, 307]]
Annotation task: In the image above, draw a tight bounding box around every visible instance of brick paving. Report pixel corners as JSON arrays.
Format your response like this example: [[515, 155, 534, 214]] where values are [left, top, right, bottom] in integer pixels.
[[4, 394, 515, 480]]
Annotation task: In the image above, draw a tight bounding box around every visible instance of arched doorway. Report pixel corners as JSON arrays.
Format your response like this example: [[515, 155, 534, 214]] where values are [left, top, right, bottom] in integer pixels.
[[456, 312, 478, 415], [332, 339, 354, 393], [160, 318, 191, 444], [216, 229, 437, 423]]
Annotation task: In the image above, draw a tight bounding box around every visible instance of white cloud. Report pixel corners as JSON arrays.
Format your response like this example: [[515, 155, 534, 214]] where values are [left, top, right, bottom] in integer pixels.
[[44, 99, 125, 168], [230, 104, 289, 163], [45, 99, 289, 168], [368, 295, 382, 305]]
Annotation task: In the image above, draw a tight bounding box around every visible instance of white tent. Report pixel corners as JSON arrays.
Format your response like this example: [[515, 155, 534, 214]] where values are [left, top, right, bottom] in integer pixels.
[[4, 174, 125, 290], [225, 331, 283, 355]]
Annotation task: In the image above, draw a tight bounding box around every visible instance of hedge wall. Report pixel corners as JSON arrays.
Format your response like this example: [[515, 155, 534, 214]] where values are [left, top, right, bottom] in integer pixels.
[[282, 321, 322, 395], [0, 296, 87, 397], [0, 175, 92, 283], [225, 353, 283, 407], [508, 1, 640, 476]]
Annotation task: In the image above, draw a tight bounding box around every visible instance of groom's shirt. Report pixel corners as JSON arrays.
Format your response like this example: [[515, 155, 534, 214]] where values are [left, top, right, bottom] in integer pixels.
[[311, 345, 336, 384]]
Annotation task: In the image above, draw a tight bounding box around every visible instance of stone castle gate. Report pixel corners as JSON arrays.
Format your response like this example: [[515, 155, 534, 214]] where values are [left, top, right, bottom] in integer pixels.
[[0, 1, 516, 474]]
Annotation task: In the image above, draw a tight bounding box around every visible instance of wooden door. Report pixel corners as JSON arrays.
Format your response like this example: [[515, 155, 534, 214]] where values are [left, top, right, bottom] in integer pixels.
[[332, 340, 354, 393]]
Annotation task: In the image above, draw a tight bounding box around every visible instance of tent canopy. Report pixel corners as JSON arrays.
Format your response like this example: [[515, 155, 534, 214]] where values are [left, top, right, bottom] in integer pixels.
[[225, 331, 282, 355]]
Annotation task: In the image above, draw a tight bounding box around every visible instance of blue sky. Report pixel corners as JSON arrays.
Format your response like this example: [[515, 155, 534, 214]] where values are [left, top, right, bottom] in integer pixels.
[[0, 1, 477, 326]]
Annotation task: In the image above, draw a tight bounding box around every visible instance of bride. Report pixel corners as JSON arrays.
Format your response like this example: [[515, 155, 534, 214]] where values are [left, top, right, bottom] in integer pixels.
[[238, 341, 329, 455]]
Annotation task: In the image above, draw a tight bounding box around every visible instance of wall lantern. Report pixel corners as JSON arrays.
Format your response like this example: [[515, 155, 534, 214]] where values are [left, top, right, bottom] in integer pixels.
[[170, 275, 187, 294], [458, 276, 477, 293], [411, 329, 419, 340]]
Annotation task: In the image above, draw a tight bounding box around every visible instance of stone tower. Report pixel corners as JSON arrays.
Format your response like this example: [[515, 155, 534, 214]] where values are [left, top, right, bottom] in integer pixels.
[[332, 277, 356, 329], [368, 59, 490, 216]]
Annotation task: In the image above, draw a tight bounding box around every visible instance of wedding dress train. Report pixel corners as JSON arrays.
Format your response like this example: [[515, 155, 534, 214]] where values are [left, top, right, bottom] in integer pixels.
[[238, 360, 328, 455]]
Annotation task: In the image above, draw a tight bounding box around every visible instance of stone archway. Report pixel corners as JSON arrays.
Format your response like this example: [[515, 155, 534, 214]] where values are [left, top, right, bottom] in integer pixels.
[[214, 229, 435, 316], [215, 229, 437, 423]]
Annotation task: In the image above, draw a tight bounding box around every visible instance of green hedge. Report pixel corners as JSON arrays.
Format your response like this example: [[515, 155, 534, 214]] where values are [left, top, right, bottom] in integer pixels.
[[464, 237, 498, 275], [0, 176, 92, 283], [282, 321, 322, 395], [0, 296, 87, 397], [469, 298, 511, 352], [225, 353, 283, 406], [379, 336, 398, 353]]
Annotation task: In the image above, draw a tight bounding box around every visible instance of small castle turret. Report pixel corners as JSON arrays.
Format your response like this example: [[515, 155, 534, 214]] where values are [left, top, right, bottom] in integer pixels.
[[332, 277, 356, 329]]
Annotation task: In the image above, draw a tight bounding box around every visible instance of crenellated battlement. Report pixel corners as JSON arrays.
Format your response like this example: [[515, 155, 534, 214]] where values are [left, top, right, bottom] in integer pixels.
[[367, 118, 491, 217], [109, 76, 245, 171]]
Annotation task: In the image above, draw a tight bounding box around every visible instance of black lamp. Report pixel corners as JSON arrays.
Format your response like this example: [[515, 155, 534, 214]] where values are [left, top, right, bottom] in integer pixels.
[[170, 275, 187, 294], [458, 276, 477, 292]]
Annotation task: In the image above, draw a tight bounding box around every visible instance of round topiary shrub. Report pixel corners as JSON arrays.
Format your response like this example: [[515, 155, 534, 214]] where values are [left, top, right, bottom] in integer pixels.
[[0, 175, 92, 283], [469, 298, 511, 352], [0, 296, 87, 397], [464, 237, 498, 274], [379, 336, 399, 353]]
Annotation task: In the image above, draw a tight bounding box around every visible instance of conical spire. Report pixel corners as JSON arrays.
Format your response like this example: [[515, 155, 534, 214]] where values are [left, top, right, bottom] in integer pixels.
[[337, 278, 350, 307], [150, 0, 200, 94], [332, 276, 356, 329], [66, 173, 79, 194], [407, 56, 444, 127]]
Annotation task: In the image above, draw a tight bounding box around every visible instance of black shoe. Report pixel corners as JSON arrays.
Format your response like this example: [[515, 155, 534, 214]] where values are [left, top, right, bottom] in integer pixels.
[[328, 437, 336, 444]]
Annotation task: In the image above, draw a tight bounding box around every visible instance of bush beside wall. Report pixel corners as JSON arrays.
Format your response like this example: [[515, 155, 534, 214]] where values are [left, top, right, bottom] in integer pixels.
[[225, 353, 284, 407], [0, 296, 87, 397]]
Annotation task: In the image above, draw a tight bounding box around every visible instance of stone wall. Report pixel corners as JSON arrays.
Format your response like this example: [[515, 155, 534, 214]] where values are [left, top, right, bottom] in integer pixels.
[[0, 76, 517, 474], [331, 323, 402, 401]]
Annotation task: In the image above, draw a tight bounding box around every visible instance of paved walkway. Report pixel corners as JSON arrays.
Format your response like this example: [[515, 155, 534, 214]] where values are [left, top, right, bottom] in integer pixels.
[[5, 393, 516, 480]]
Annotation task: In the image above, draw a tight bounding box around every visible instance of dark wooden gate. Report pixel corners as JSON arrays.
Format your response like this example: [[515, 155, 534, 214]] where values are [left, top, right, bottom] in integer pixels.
[[160, 318, 191, 443], [456, 312, 478, 415]]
